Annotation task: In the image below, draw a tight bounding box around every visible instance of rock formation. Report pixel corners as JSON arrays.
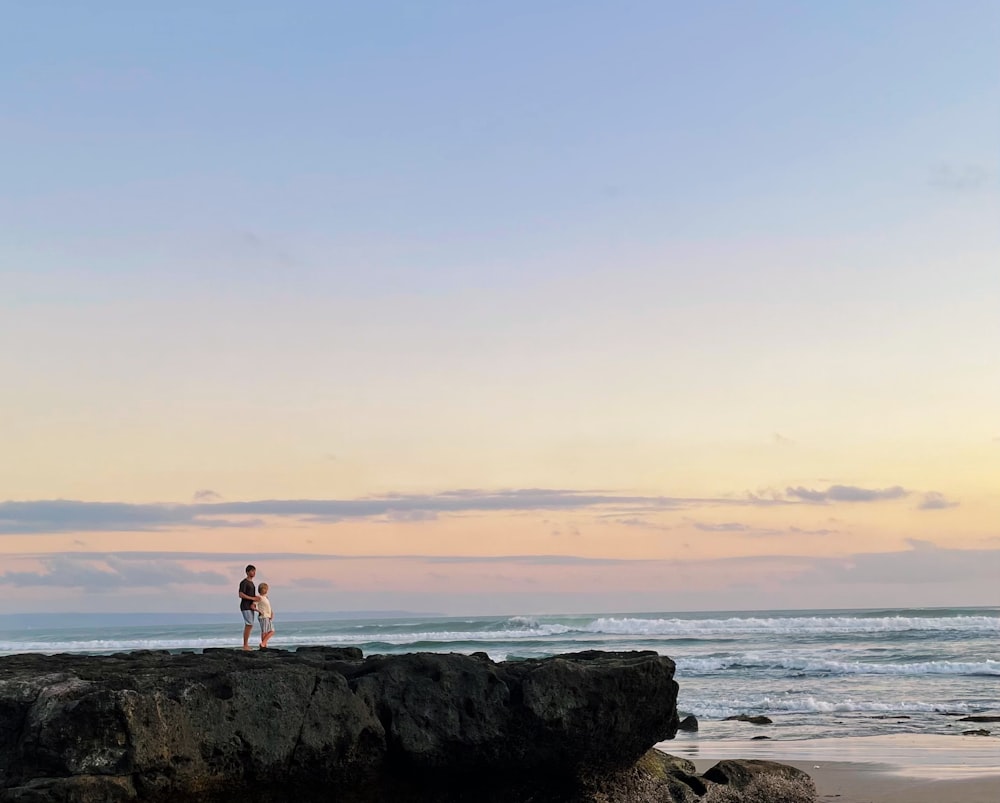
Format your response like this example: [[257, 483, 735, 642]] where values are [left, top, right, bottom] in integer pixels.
[[0, 647, 814, 802]]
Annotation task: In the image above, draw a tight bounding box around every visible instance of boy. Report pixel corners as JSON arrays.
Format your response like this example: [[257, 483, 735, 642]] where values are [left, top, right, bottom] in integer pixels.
[[256, 582, 275, 649]]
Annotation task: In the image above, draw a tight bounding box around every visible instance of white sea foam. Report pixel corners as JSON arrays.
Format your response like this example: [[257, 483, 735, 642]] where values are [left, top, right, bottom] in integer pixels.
[[0, 627, 571, 654], [360, 614, 999, 643], [682, 695, 975, 718], [676, 653, 1000, 676], [4, 614, 999, 657], [582, 615, 1000, 636]]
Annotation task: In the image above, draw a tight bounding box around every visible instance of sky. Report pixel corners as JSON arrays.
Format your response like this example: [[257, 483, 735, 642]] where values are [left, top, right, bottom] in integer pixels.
[[2, 2, 998, 616]]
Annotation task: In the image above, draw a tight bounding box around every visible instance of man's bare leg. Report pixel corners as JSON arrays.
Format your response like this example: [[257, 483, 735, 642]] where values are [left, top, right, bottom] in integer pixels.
[[243, 624, 253, 650]]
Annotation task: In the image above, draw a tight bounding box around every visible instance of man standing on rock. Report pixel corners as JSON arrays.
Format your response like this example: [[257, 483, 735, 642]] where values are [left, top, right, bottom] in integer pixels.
[[238, 564, 261, 651]]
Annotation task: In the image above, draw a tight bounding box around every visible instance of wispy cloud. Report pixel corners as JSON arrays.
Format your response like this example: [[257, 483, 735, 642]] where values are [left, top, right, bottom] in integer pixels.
[[7, 550, 641, 566], [615, 518, 672, 532], [917, 492, 959, 510], [289, 577, 337, 589], [0, 490, 756, 535], [928, 163, 997, 192], [785, 485, 908, 503], [0, 483, 939, 536], [693, 522, 753, 532], [0, 551, 641, 590], [788, 526, 838, 536], [796, 541, 1000, 585], [1, 543, 994, 596], [384, 509, 439, 522], [0, 500, 264, 534], [690, 521, 838, 536], [193, 489, 222, 502], [0, 555, 228, 591]]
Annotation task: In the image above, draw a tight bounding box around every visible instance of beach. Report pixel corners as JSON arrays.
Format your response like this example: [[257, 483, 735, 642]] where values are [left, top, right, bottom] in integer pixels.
[[797, 765, 999, 803], [681, 734, 1000, 802]]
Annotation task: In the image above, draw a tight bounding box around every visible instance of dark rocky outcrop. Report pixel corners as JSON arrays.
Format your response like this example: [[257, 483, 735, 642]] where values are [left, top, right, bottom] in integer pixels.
[[722, 715, 772, 725], [582, 754, 815, 803], [0, 648, 813, 802], [678, 715, 699, 731], [699, 760, 816, 803]]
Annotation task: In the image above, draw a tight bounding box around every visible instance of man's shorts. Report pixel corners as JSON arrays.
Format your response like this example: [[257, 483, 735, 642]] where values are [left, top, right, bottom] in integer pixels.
[[242, 610, 255, 626], [259, 617, 274, 634]]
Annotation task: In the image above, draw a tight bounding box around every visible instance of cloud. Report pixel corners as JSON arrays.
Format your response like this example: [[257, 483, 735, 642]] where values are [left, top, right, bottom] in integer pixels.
[[289, 577, 336, 589], [212, 489, 689, 524], [419, 554, 628, 566], [928, 163, 996, 192], [796, 541, 1000, 585], [691, 521, 837, 537], [240, 230, 298, 267], [0, 500, 263, 535], [0, 483, 918, 536], [193, 489, 222, 502], [785, 485, 908, 503], [788, 526, 838, 536], [0, 555, 228, 591], [917, 492, 959, 511], [384, 510, 439, 523], [0, 489, 781, 536], [693, 522, 752, 532], [2, 550, 640, 571], [744, 489, 787, 504], [610, 517, 672, 531]]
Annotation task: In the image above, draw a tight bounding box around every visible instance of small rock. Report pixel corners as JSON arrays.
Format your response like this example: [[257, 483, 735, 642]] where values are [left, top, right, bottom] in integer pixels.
[[724, 714, 773, 725]]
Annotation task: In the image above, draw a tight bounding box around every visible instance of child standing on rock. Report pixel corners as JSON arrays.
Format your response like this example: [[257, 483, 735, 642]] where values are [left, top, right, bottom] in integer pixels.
[[256, 583, 275, 649]]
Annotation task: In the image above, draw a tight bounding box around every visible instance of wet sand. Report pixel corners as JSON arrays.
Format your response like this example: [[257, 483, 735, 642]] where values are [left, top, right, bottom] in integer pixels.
[[780, 762, 1000, 803], [668, 733, 1000, 802]]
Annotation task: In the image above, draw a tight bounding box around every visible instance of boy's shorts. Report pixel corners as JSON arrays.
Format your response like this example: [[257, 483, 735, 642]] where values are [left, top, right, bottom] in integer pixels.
[[259, 617, 274, 634], [242, 610, 255, 626]]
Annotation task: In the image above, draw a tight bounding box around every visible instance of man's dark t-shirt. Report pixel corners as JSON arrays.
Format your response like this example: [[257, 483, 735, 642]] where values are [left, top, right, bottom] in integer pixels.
[[239, 578, 256, 611]]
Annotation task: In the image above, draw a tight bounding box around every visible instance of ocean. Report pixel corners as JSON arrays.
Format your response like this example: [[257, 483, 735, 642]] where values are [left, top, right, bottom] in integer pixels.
[[2, 606, 997, 744]]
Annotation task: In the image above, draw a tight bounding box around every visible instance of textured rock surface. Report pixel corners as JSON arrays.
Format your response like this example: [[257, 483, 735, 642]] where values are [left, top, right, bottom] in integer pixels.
[[677, 715, 699, 732], [0, 648, 815, 802], [0, 648, 680, 801]]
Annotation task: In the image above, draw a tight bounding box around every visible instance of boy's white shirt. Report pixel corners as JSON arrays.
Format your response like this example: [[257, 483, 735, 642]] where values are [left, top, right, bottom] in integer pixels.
[[257, 595, 273, 618]]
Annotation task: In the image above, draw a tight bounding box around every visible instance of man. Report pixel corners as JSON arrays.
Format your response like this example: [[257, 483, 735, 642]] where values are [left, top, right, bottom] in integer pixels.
[[238, 564, 261, 651]]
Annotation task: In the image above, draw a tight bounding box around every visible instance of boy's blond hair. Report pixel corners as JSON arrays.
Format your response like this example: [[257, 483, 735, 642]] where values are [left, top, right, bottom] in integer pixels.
[[259, 583, 269, 593]]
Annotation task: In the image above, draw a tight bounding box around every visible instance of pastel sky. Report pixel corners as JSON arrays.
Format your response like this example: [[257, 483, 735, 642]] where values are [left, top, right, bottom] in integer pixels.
[[2, 2, 998, 615]]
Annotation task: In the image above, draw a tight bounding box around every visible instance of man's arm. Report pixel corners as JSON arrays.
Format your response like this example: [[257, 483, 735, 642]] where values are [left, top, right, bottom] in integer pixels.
[[238, 583, 261, 602]]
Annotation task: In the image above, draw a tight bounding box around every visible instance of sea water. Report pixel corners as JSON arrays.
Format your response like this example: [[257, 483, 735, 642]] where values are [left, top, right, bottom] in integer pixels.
[[1, 606, 997, 742]]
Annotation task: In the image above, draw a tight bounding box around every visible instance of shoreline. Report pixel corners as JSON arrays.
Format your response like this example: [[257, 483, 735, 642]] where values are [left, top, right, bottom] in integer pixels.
[[670, 734, 1000, 802]]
